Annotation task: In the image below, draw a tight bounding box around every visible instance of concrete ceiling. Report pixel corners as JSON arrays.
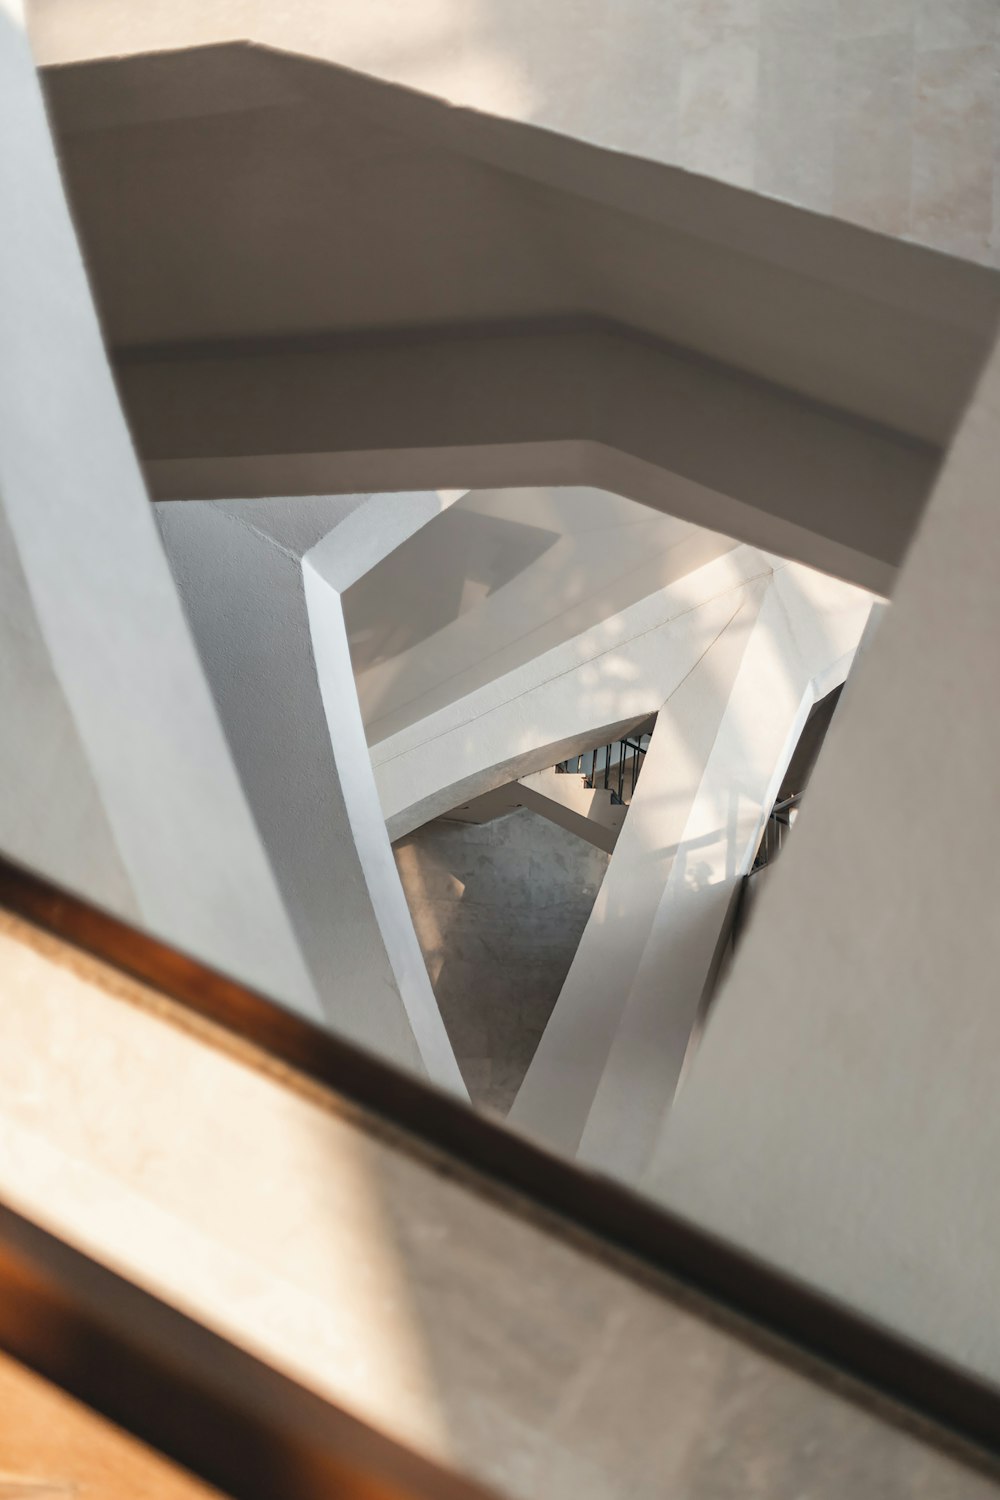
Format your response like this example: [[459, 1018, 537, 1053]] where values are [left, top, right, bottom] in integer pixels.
[[45, 42, 1000, 444], [39, 42, 1000, 589]]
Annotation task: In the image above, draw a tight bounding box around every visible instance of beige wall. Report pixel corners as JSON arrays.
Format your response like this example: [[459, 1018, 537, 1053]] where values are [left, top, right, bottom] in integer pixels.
[[1, 907, 998, 1500], [27, 0, 1000, 267], [647, 326, 1000, 1386]]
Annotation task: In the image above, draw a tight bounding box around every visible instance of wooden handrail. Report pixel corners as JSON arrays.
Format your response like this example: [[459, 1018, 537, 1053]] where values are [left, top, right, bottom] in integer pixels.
[[1, 852, 999, 1483]]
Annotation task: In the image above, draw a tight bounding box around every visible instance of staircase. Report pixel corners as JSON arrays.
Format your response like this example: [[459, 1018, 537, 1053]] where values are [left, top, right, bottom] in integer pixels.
[[555, 726, 652, 807], [445, 724, 654, 852]]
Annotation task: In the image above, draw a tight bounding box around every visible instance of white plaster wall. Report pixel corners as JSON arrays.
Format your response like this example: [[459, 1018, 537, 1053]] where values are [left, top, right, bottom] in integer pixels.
[[0, 5, 320, 1017], [27, 0, 1000, 268], [347, 490, 731, 741], [511, 562, 873, 1169], [509, 584, 767, 1156], [375, 546, 778, 839], [575, 566, 873, 1178], [0, 505, 136, 918], [644, 327, 1000, 1384], [156, 495, 465, 1091]]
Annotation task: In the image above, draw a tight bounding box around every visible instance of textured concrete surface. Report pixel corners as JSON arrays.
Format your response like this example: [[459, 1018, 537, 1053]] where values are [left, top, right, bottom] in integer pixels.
[[34, 34, 997, 591], [27, 0, 1000, 266], [0, 3, 321, 1018], [511, 563, 872, 1172], [647, 328, 1000, 1387], [1, 908, 998, 1500], [155, 498, 463, 1089], [394, 810, 609, 1113]]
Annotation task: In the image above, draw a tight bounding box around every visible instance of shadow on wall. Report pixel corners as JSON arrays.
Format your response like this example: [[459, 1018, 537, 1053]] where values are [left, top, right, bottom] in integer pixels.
[[394, 807, 610, 1114], [344, 508, 559, 679]]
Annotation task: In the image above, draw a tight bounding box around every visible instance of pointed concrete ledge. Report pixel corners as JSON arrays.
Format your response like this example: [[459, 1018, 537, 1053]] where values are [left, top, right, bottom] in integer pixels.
[[644, 326, 1000, 1389], [37, 41, 1000, 591], [510, 564, 873, 1171], [0, 7, 320, 1019], [156, 493, 466, 1093], [374, 546, 772, 839]]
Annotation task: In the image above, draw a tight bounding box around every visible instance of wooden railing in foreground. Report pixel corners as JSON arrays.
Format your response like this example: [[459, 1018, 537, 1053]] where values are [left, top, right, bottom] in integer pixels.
[[0, 852, 999, 1494]]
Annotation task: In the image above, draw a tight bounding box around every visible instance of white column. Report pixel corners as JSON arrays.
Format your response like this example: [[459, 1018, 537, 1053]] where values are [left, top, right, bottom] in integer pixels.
[[0, 9, 320, 1017], [510, 564, 872, 1169], [156, 495, 466, 1093], [374, 546, 774, 839], [577, 566, 872, 1179], [642, 333, 1000, 1380], [508, 580, 766, 1155]]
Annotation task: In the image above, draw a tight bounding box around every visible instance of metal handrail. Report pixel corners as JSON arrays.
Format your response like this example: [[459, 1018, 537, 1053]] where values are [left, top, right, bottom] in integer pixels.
[[556, 735, 651, 801], [751, 791, 803, 873]]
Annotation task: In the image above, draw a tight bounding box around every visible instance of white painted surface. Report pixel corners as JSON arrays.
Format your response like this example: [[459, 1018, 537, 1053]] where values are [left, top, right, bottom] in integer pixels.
[[124, 328, 935, 596], [508, 580, 766, 1155], [0, 7, 320, 1016], [1, 908, 992, 1500], [443, 766, 627, 854], [644, 329, 1000, 1384], [575, 566, 874, 1178], [304, 539, 466, 1092], [517, 768, 626, 853], [156, 495, 465, 1092], [27, 0, 1000, 267], [347, 490, 725, 741], [374, 546, 772, 839]]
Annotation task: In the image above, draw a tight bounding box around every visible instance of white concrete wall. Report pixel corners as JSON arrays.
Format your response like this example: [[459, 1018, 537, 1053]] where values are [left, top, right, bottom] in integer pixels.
[[0, 5, 320, 1018], [120, 326, 936, 597], [27, 0, 1000, 268], [0, 504, 136, 919], [156, 495, 465, 1092], [508, 582, 767, 1157], [511, 563, 873, 1171], [375, 546, 778, 839], [577, 566, 872, 1177], [347, 490, 730, 741], [644, 328, 1000, 1385]]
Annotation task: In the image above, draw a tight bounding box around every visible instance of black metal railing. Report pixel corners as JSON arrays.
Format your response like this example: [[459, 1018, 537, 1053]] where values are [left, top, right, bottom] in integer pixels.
[[751, 791, 801, 872], [556, 734, 651, 803]]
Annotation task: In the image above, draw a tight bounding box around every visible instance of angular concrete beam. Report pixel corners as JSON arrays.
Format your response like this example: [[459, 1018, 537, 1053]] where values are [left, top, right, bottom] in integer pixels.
[[517, 768, 626, 854], [349, 493, 721, 748], [642, 327, 1000, 1385], [447, 767, 627, 854], [0, 5, 320, 1017], [375, 547, 775, 840], [27, 7, 1000, 278], [34, 39, 994, 596], [510, 564, 873, 1165], [577, 567, 873, 1177], [157, 494, 465, 1092], [123, 325, 932, 594], [508, 584, 765, 1153]]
